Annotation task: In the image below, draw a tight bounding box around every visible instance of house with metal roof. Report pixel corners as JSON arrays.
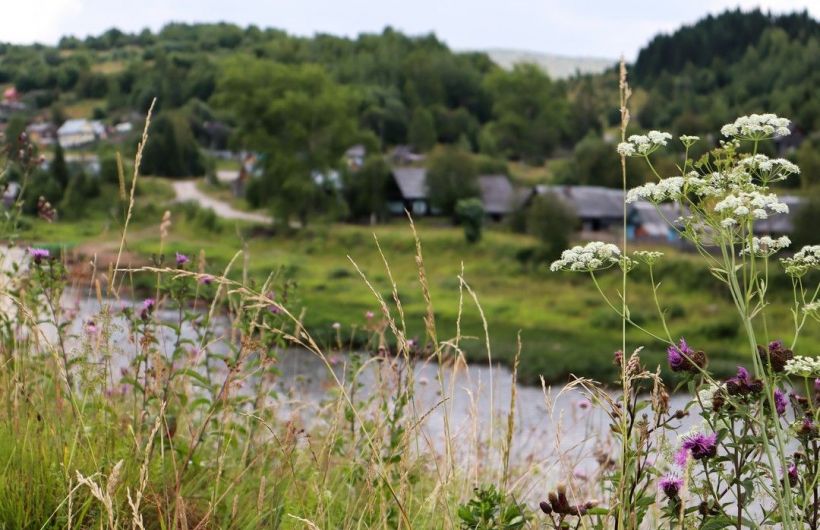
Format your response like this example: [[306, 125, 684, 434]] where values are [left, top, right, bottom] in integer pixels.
[[57, 119, 107, 148], [478, 175, 532, 220], [535, 185, 625, 231], [387, 167, 430, 216]]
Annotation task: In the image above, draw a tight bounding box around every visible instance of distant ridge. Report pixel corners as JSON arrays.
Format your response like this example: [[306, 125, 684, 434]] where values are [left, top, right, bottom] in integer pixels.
[[482, 48, 616, 79]]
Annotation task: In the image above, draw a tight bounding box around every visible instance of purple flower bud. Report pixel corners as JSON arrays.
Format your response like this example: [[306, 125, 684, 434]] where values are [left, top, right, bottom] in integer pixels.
[[28, 247, 50, 264], [788, 464, 799, 486], [659, 474, 683, 498], [199, 274, 213, 285], [175, 252, 189, 267], [774, 388, 788, 416]]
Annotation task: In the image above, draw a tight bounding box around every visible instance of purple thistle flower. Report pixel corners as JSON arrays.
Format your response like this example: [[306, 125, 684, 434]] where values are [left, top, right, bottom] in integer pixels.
[[666, 337, 706, 373], [814, 378, 820, 393], [659, 474, 683, 498], [787, 463, 799, 486], [769, 339, 783, 351], [735, 366, 751, 384], [199, 274, 213, 285], [28, 247, 50, 264], [175, 252, 189, 267], [681, 432, 718, 461], [139, 298, 155, 320], [774, 388, 788, 416]]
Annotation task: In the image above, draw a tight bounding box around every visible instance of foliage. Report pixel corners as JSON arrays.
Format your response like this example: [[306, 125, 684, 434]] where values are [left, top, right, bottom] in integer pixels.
[[139, 111, 205, 177], [426, 146, 478, 216], [455, 198, 484, 243], [483, 64, 568, 163], [213, 57, 357, 225], [408, 107, 437, 152], [525, 193, 577, 260], [792, 192, 820, 248], [457, 486, 528, 529], [342, 155, 392, 221]]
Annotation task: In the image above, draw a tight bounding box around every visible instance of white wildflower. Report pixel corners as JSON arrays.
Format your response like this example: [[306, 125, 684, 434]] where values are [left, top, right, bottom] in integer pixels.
[[740, 236, 791, 257], [625, 176, 685, 204], [720, 114, 791, 140], [550, 242, 622, 272], [714, 191, 789, 224], [697, 384, 719, 406], [618, 130, 672, 156], [781, 245, 820, 276], [617, 142, 636, 156], [721, 218, 738, 228], [633, 250, 664, 265], [784, 355, 820, 378], [803, 301, 820, 317], [679, 135, 700, 145]]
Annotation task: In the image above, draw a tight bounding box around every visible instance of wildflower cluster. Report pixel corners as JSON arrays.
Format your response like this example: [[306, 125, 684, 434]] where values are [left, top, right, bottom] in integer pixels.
[[551, 112, 819, 530], [741, 235, 791, 257], [781, 245, 820, 276], [617, 130, 673, 157], [720, 113, 791, 140], [549, 241, 622, 272]]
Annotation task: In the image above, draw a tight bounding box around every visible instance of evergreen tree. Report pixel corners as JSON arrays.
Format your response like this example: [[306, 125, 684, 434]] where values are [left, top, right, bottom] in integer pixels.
[[51, 143, 69, 190]]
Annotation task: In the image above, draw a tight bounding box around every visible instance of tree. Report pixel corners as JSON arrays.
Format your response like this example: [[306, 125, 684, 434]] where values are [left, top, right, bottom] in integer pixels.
[[526, 193, 578, 260], [792, 193, 820, 249], [795, 139, 820, 189], [483, 64, 568, 163], [213, 58, 358, 225], [51, 143, 69, 190], [425, 146, 478, 217], [140, 111, 205, 178], [408, 108, 436, 151], [455, 198, 484, 243], [342, 155, 392, 222]]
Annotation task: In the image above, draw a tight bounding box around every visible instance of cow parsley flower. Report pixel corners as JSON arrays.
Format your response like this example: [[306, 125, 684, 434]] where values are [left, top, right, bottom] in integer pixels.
[[720, 114, 791, 140], [784, 355, 820, 378], [741, 236, 791, 257], [616, 142, 635, 156], [633, 250, 664, 265], [617, 130, 672, 156], [739, 155, 800, 181], [803, 301, 820, 317], [781, 245, 820, 276], [550, 242, 622, 272], [679, 135, 700, 146], [714, 191, 789, 223], [625, 177, 685, 203]]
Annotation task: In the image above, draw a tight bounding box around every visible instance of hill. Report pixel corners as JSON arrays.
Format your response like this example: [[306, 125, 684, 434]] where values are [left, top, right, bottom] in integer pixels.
[[483, 48, 614, 79]]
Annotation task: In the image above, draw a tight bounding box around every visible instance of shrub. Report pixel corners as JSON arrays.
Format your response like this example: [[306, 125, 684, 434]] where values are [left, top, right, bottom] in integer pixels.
[[455, 198, 484, 244]]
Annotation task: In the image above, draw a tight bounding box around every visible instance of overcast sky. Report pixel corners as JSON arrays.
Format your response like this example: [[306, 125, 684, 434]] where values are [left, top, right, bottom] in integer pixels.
[[3, 0, 817, 59]]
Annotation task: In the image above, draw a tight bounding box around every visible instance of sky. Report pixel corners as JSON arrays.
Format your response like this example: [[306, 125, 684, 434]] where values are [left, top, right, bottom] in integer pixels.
[[3, 0, 818, 60]]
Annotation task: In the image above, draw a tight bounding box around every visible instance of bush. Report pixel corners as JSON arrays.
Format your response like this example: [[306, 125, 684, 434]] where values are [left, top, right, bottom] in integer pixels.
[[455, 198, 484, 244], [525, 193, 578, 261], [426, 146, 478, 217]]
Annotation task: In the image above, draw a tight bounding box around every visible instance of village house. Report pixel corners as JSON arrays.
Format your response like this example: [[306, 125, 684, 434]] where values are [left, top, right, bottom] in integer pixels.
[[25, 122, 58, 146], [477, 174, 531, 221], [387, 167, 429, 216], [626, 201, 683, 243], [535, 185, 625, 231], [57, 119, 107, 148]]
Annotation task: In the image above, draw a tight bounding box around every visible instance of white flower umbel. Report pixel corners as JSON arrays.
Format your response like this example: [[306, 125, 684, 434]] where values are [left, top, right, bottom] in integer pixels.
[[633, 250, 664, 265], [625, 176, 686, 203], [741, 236, 791, 257], [781, 245, 820, 277], [679, 135, 700, 147], [550, 242, 622, 272], [617, 130, 672, 157], [714, 191, 789, 221], [720, 114, 791, 140], [784, 355, 820, 378], [803, 301, 820, 318], [739, 155, 800, 183]]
